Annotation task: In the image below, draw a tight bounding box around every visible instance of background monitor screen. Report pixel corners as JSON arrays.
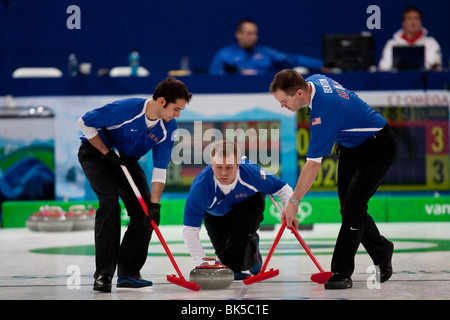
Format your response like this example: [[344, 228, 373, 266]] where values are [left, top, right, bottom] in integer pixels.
[[392, 46, 425, 70], [323, 33, 375, 71]]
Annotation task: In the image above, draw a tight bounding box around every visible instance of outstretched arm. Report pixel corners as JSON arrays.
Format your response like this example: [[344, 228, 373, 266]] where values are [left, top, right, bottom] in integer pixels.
[[282, 160, 321, 229]]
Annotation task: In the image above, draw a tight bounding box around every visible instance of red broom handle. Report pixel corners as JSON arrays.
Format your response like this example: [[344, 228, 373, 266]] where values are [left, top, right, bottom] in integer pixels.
[[121, 165, 185, 279], [268, 194, 326, 273], [289, 227, 326, 273], [260, 219, 286, 273], [150, 220, 185, 278]]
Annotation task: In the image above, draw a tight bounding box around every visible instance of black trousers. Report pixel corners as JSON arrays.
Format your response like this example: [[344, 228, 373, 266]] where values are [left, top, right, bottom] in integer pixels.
[[204, 192, 265, 273], [331, 124, 397, 278], [78, 142, 152, 279]]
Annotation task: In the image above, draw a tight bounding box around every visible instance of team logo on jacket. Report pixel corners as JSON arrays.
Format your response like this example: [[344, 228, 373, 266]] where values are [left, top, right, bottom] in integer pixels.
[[235, 193, 248, 199], [148, 133, 159, 142]]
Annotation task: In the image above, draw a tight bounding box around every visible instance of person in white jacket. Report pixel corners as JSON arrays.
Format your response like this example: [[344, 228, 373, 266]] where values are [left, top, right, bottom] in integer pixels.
[[378, 6, 442, 71]]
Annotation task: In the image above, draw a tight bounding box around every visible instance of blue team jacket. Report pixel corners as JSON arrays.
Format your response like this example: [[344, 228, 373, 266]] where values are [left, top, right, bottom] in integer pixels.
[[79, 98, 176, 169], [209, 43, 323, 75], [183, 158, 288, 228], [305, 74, 387, 159]]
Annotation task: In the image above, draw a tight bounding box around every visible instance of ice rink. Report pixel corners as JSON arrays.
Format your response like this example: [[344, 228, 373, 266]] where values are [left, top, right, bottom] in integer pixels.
[[1, 221, 449, 305]]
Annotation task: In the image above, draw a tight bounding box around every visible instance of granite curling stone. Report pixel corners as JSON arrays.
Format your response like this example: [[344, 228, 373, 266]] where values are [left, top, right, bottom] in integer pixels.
[[65, 205, 96, 231], [189, 262, 234, 290], [37, 206, 73, 232]]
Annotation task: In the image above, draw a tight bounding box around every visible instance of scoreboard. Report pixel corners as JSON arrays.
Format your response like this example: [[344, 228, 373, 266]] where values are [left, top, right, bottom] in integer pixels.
[[165, 120, 281, 192], [296, 106, 450, 191]]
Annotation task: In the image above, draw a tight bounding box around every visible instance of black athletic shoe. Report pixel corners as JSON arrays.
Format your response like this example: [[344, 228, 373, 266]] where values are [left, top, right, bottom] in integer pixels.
[[234, 272, 251, 280], [249, 233, 262, 275], [379, 240, 394, 283], [117, 275, 153, 288], [324, 273, 352, 289], [93, 274, 112, 292]]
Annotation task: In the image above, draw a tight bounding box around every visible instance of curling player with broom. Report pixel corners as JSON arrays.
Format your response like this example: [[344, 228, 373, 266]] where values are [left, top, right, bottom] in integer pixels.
[[269, 70, 397, 289], [183, 140, 293, 280], [77, 78, 192, 292]]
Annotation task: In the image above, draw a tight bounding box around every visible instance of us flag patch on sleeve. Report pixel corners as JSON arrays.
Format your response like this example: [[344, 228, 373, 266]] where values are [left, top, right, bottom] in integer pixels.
[[260, 169, 266, 179], [312, 117, 321, 125]]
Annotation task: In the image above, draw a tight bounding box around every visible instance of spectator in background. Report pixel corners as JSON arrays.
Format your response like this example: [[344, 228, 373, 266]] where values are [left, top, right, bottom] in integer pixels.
[[378, 6, 442, 71], [209, 19, 323, 75]]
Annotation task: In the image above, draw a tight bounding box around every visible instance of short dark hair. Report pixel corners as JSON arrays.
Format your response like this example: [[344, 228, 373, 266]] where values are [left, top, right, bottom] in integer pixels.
[[269, 69, 308, 95], [402, 6, 421, 21], [152, 77, 192, 106], [236, 19, 257, 32]]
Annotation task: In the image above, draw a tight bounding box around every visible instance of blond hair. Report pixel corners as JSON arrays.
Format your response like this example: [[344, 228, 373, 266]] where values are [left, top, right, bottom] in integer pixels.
[[210, 140, 241, 164]]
